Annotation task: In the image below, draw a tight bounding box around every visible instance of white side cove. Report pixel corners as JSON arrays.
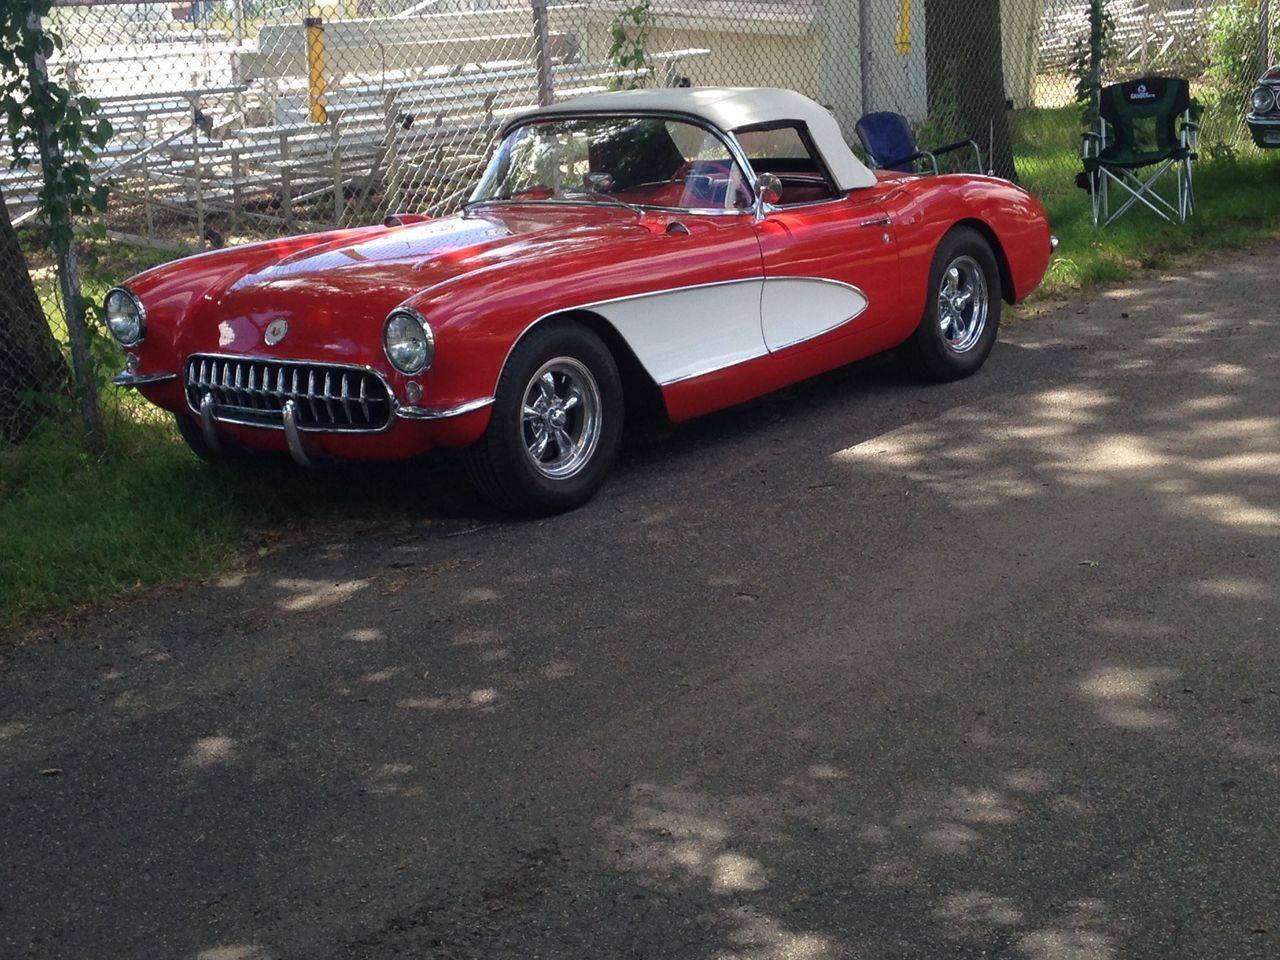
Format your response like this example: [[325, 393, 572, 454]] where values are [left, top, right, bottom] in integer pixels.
[[588, 279, 768, 385], [759, 277, 869, 352], [583, 277, 870, 386]]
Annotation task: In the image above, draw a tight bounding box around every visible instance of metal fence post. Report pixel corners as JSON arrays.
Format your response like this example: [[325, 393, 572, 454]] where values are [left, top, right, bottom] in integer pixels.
[[25, 10, 100, 439], [530, 0, 555, 106]]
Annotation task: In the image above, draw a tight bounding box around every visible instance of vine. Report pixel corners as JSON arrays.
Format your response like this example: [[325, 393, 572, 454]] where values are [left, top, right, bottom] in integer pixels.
[[1, 0, 112, 255], [1068, 0, 1115, 127], [1, 0, 113, 438], [607, 0, 655, 90]]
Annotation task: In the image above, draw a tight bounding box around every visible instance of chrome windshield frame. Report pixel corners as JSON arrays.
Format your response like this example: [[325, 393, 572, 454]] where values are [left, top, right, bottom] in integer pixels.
[[468, 109, 763, 217]]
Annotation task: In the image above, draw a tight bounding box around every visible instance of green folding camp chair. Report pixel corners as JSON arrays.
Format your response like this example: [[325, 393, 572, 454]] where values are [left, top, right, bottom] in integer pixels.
[[1079, 76, 1198, 227]]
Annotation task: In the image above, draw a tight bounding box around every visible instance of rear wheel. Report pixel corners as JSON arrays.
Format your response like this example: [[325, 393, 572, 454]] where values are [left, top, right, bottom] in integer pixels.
[[900, 226, 1002, 382], [464, 322, 623, 515]]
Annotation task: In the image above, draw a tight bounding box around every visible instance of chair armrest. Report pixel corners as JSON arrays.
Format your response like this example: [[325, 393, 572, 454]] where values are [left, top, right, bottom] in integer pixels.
[[1180, 117, 1200, 151], [880, 149, 930, 171], [931, 138, 985, 174]]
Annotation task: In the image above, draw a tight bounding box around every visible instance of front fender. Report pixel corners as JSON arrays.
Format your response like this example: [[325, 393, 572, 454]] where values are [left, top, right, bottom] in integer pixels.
[[884, 175, 1053, 314]]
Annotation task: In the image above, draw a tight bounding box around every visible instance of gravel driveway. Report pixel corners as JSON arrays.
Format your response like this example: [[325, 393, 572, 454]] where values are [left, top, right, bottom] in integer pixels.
[[2, 247, 1278, 960]]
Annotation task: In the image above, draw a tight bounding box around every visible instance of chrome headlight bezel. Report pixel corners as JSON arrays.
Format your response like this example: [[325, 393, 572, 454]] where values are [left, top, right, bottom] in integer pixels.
[[1251, 85, 1276, 114], [104, 286, 147, 347], [382, 307, 434, 375]]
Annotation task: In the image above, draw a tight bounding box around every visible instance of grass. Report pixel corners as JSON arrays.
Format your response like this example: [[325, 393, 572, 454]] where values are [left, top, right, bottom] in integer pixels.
[[6, 102, 1280, 626], [1012, 104, 1280, 295], [0, 412, 455, 625], [1, 417, 252, 621]]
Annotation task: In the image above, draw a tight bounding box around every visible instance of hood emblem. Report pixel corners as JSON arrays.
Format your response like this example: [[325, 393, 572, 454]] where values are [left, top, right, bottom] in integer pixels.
[[264, 318, 289, 346]]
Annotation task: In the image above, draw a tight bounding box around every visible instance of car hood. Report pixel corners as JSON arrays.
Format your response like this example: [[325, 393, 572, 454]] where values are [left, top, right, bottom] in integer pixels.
[[141, 206, 659, 361], [216, 207, 652, 318]]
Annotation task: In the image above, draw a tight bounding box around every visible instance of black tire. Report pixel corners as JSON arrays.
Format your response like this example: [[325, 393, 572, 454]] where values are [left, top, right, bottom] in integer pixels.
[[174, 411, 249, 464], [900, 226, 1002, 382], [464, 322, 624, 515]]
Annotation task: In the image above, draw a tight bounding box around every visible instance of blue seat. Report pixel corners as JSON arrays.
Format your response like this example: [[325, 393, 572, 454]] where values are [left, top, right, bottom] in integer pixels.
[[854, 111, 984, 175]]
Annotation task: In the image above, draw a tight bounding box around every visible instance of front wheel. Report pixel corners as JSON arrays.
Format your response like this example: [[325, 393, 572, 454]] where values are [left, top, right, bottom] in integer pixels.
[[900, 226, 1002, 382], [464, 322, 623, 515], [174, 411, 249, 464]]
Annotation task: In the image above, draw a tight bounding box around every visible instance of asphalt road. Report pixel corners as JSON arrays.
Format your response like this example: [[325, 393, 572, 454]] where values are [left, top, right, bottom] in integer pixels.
[[3, 249, 1278, 960]]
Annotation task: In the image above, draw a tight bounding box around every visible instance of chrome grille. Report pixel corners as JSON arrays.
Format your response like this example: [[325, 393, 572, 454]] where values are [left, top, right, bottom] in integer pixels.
[[185, 354, 392, 432]]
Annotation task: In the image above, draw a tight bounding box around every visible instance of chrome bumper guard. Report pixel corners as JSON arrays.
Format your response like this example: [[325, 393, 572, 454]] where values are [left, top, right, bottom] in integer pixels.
[[199, 390, 314, 468], [282, 400, 314, 468]]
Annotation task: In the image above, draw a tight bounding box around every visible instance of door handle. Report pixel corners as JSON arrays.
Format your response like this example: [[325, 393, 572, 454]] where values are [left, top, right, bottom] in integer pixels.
[[859, 216, 892, 228]]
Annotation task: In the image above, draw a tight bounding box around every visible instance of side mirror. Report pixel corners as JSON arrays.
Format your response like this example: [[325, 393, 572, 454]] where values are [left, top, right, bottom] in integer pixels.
[[755, 173, 783, 206]]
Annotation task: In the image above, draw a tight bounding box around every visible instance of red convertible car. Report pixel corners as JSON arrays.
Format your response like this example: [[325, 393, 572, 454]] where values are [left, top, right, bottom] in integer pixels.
[[107, 87, 1053, 514]]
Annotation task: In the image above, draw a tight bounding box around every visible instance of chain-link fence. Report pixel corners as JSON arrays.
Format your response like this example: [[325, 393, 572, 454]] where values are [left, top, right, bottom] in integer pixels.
[[3, 0, 1278, 443]]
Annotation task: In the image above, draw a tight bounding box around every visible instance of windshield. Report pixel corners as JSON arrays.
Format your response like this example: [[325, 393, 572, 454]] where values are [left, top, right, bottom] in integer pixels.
[[468, 116, 753, 212]]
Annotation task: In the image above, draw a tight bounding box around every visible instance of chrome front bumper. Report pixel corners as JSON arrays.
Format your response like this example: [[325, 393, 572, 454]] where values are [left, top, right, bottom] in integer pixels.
[[395, 397, 494, 421], [116, 361, 493, 469], [112, 370, 176, 387]]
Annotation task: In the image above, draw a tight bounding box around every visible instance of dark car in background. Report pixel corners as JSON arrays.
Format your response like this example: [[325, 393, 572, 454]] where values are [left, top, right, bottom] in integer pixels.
[[1247, 65, 1280, 147]]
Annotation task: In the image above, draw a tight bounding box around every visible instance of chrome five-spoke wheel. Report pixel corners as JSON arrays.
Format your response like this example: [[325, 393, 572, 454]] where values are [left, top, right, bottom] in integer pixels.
[[937, 255, 989, 354], [464, 322, 623, 515], [521, 358, 602, 480], [901, 226, 1002, 382]]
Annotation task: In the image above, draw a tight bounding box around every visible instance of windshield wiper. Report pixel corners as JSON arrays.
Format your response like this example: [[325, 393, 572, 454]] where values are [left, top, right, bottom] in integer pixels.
[[562, 189, 643, 215], [460, 194, 509, 211], [463, 189, 641, 215]]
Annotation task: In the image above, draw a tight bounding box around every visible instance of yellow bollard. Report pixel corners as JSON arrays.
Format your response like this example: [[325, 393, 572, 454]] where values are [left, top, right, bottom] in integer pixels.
[[305, 15, 328, 124], [896, 0, 911, 55]]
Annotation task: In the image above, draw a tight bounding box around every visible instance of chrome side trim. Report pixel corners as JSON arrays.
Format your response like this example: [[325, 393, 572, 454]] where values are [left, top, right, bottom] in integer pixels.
[[199, 393, 223, 457], [659, 351, 770, 387], [541, 275, 761, 315], [396, 397, 495, 420], [112, 370, 177, 387], [281, 400, 314, 468]]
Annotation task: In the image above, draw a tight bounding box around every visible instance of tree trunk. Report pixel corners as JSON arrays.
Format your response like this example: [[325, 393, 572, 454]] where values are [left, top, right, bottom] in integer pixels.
[[0, 185, 69, 444], [925, 0, 1018, 181]]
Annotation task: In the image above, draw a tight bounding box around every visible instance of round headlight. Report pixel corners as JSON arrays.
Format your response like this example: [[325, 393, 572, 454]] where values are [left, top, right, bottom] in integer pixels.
[[104, 287, 146, 346], [1251, 86, 1275, 113], [383, 308, 434, 375]]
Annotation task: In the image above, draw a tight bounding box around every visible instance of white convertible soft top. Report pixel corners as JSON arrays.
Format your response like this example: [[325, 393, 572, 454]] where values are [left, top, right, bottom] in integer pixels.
[[509, 87, 877, 191]]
